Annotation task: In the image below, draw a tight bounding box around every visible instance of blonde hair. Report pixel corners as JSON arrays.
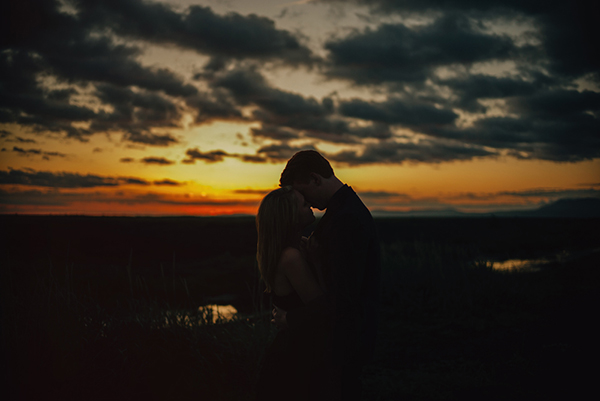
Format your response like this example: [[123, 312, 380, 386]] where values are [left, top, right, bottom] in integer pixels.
[[256, 186, 298, 293]]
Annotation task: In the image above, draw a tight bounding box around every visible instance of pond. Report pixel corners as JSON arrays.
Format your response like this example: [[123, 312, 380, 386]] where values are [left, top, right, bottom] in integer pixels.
[[490, 258, 548, 272]]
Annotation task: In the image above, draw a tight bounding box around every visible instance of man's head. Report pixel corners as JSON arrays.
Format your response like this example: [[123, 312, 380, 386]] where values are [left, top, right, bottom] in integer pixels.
[[279, 150, 342, 210]]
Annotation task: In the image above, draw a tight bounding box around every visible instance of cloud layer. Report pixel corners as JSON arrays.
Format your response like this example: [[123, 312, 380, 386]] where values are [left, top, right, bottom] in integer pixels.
[[1, 0, 598, 167]]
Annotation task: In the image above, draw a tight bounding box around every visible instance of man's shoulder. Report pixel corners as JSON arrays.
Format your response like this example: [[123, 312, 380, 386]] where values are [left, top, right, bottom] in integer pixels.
[[337, 192, 374, 221]]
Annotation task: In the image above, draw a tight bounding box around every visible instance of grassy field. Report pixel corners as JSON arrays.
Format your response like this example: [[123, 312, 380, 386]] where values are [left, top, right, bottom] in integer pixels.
[[1, 215, 598, 400]]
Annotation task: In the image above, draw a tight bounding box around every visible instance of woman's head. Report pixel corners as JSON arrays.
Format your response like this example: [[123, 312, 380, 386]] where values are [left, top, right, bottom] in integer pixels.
[[256, 186, 314, 292]]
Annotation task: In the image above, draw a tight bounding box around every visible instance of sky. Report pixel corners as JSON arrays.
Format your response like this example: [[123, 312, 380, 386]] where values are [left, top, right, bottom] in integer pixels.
[[1, 0, 599, 216]]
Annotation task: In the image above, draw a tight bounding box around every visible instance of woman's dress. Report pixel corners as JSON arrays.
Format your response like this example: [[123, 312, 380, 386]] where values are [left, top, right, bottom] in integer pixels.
[[255, 290, 335, 400]]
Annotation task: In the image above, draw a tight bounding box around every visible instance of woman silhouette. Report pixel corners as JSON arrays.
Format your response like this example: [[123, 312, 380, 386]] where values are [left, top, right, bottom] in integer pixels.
[[254, 186, 337, 401]]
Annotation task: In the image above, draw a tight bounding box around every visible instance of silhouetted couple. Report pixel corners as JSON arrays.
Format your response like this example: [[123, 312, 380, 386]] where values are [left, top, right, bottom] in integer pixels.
[[255, 151, 381, 401]]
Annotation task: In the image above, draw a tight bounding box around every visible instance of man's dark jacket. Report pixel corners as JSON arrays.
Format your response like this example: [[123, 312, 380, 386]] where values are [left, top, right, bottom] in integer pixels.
[[287, 184, 381, 367]]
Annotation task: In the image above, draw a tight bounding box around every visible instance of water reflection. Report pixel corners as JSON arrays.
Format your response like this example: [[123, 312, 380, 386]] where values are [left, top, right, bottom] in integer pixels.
[[202, 304, 238, 323], [491, 259, 546, 272], [163, 304, 238, 327]]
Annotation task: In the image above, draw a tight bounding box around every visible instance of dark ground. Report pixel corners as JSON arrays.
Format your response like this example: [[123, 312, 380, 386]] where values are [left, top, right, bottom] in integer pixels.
[[1, 215, 599, 400]]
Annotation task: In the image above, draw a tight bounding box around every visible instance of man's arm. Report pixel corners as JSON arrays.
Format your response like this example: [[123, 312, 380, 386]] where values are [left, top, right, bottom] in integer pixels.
[[326, 214, 371, 308]]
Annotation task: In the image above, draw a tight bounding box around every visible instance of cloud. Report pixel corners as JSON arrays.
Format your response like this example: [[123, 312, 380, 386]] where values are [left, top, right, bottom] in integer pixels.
[[74, 0, 316, 66], [141, 157, 176, 165], [1, 1, 317, 149], [233, 188, 274, 195], [185, 92, 244, 124], [256, 143, 319, 162], [212, 67, 329, 117], [0, 188, 258, 208], [12, 146, 67, 159], [1, 0, 598, 167], [357, 190, 411, 200], [438, 74, 544, 112], [238, 154, 269, 163], [427, 92, 600, 162], [324, 13, 517, 85], [0, 188, 70, 206], [339, 97, 458, 126], [183, 148, 229, 164], [120, 157, 135, 163], [125, 132, 179, 146], [0, 130, 38, 143], [498, 188, 600, 199], [318, 0, 598, 80], [211, 67, 391, 143], [0, 0, 197, 144], [250, 125, 301, 141], [0, 168, 151, 188], [90, 84, 183, 145], [325, 139, 495, 165], [12, 147, 41, 155], [153, 179, 182, 186]]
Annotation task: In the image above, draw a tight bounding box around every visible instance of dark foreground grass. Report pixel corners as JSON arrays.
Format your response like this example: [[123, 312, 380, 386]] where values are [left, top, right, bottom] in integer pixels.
[[364, 243, 600, 400], [1, 255, 276, 401], [1, 217, 599, 400]]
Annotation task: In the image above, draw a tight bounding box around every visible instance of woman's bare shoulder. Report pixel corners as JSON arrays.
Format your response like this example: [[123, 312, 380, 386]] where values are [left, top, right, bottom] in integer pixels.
[[279, 247, 306, 271], [280, 246, 303, 262]]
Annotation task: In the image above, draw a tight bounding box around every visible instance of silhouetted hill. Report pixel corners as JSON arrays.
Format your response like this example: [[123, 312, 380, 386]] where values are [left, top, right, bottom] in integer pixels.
[[531, 197, 600, 217], [494, 197, 600, 218], [371, 197, 600, 218]]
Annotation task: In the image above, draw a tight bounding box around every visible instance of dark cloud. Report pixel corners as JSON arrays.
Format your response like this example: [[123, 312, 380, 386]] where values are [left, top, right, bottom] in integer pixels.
[[239, 154, 268, 163], [212, 67, 391, 143], [357, 190, 411, 199], [256, 143, 319, 162], [75, 0, 316, 66], [0, 130, 38, 143], [185, 92, 244, 124], [251, 125, 300, 141], [153, 179, 182, 186], [0, 50, 99, 140], [13, 147, 41, 155], [17, 136, 40, 143], [425, 88, 600, 161], [121, 177, 151, 186], [233, 188, 273, 195], [120, 157, 135, 163], [498, 188, 600, 199], [324, 13, 517, 85], [183, 148, 229, 164], [89, 84, 183, 145], [141, 157, 176, 165], [318, 0, 598, 80], [0, 188, 69, 206], [0, 168, 150, 188], [212, 68, 329, 117], [339, 98, 457, 126], [125, 132, 179, 146], [0, 0, 198, 144], [1, 0, 598, 167], [507, 89, 600, 119], [0, 0, 316, 150], [438, 74, 544, 112], [325, 140, 495, 165], [12, 146, 67, 159]]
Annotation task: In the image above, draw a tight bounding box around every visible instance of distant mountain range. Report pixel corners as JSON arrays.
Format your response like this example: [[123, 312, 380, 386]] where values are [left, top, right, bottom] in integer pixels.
[[371, 198, 600, 218]]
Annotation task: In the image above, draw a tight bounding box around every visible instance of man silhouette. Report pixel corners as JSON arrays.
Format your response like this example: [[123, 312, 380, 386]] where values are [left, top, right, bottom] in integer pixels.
[[273, 150, 381, 401]]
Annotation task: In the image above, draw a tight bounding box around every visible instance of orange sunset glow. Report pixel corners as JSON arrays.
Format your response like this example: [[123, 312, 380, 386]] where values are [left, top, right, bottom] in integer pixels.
[[2, 0, 599, 216]]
